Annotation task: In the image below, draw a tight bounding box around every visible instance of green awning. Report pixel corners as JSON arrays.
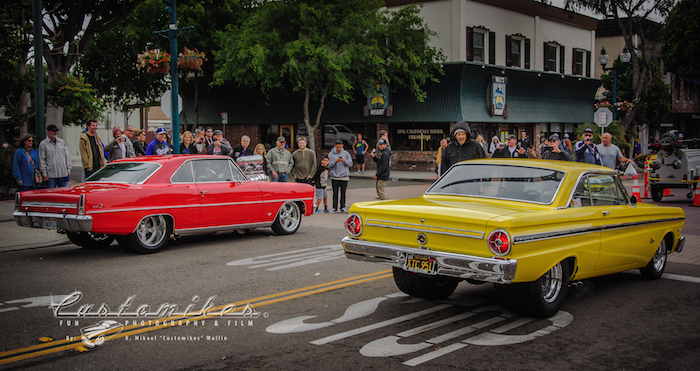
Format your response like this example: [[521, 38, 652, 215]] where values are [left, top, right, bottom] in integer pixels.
[[180, 62, 600, 125]]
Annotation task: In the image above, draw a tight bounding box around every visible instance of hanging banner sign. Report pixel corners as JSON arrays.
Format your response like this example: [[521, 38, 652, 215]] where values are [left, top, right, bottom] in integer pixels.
[[488, 76, 508, 118]]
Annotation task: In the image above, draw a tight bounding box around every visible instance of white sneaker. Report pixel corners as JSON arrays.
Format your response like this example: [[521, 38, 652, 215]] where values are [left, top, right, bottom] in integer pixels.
[[340, 207, 347, 213]]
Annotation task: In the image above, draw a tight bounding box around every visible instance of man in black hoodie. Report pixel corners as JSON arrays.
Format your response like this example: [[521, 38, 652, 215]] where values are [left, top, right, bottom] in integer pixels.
[[372, 139, 392, 200], [441, 121, 486, 171]]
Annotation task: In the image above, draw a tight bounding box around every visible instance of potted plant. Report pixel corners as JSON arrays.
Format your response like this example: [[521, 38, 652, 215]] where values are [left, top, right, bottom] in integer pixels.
[[594, 101, 613, 110], [178, 47, 206, 71], [137, 49, 171, 74], [616, 101, 634, 111]]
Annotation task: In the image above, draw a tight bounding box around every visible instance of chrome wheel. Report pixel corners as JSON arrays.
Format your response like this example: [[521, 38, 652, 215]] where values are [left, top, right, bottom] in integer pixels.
[[541, 262, 564, 303], [271, 202, 302, 235], [651, 240, 667, 273], [136, 215, 168, 248]]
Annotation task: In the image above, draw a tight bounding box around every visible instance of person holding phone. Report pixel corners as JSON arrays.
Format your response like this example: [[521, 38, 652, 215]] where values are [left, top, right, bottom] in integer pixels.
[[574, 128, 601, 165]]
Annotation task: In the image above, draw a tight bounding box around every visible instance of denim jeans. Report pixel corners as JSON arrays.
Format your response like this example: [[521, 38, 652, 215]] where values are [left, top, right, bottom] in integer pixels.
[[273, 172, 288, 182], [46, 177, 70, 188]]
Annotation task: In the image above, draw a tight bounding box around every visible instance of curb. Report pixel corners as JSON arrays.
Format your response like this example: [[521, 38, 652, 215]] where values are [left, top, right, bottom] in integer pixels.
[[0, 237, 71, 253]]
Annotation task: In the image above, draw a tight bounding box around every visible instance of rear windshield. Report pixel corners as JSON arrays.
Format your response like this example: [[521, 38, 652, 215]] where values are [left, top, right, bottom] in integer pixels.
[[426, 164, 565, 204], [86, 162, 160, 184]]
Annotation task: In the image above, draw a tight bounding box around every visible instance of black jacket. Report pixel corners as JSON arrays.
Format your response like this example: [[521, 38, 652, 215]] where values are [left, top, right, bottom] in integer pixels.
[[493, 145, 525, 158], [373, 148, 392, 181], [232, 145, 254, 160], [311, 164, 329, 189], [542, 149, 572, 161], [441, 121, 486, 171]]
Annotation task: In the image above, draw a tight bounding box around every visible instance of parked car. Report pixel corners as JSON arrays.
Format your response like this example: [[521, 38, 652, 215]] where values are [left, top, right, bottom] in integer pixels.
[[14, 155, 314, 253], [342, 159, 686, 318], [324, 124, 356, 147]]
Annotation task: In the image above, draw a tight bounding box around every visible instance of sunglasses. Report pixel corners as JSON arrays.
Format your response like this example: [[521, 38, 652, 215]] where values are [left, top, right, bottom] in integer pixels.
[[26, 139, 34, 142]]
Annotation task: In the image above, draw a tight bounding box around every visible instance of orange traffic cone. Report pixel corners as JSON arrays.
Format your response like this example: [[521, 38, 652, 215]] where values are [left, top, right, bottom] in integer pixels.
[[632, 175, 642, 203], [692, 187, 700, 207], [663, 187, 672, 196]]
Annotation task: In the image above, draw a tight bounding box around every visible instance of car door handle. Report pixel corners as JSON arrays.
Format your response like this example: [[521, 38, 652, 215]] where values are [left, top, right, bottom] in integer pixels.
[[200, 190, 211, 197], [602, 211, 611, 216]]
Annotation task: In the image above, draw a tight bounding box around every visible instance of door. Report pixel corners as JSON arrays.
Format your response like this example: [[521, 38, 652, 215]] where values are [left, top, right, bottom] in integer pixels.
[[280, 125, 294, 151], [590, 174, 649, 271], [193, 158, 262, 229]]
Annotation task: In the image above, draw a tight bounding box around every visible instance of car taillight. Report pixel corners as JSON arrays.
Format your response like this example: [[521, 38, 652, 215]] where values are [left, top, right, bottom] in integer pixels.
[[78, 194, 85, 215], [345, 213, 362, 236], [487, 229, 511, 256]]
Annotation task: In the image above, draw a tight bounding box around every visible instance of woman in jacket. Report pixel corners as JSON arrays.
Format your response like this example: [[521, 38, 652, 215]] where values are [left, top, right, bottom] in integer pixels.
[[254, 143, 272, 180], [105, 135, 130, 162], [180, 131, 198, 154], [13, 134, 40, 192]]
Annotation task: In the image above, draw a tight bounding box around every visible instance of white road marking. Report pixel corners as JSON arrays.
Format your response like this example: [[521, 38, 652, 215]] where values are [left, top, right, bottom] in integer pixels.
[[402, 343, 468, 366], [226, 245, 344, 271], [310, 304, 452, 345], [0, 294, 70, 313]]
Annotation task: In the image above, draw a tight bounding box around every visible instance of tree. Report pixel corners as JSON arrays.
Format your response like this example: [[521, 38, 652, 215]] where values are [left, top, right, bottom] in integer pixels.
[[212, 0, 445, 151], [77, 0, 250, 130], [549, 0, 676, 132], [39, 0, 145, 127], [0, 0, 33, 136], [662, 0, 700, 79]]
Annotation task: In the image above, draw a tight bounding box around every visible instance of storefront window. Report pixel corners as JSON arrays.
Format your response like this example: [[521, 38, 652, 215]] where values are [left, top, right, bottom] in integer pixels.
[[392, 123, 448, 151]]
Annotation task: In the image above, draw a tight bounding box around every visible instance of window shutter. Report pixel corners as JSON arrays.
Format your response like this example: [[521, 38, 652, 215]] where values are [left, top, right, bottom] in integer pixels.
[[466, 27, 473, 62], [524, 38, 530, 69], [559, 45, 565, 73], [585, 50, 591, 77], [505, 35, 512, 67], [543, 42, 549, 71], [572, 48, 576, 75], [489, 32, 496, 65]]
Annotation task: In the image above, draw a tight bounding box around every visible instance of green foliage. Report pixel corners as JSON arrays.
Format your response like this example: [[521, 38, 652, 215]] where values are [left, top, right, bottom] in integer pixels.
[[599, 56, 671, 126], [662, 0, 700, 79], [0, 0, 33, 126], [212, 0, 444, 149], [78, 0, 249, 109], [46, 75, 105, 126]]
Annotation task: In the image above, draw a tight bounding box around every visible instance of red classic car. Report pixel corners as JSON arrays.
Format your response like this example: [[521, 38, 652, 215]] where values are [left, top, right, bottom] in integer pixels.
[[14, 155, 314, 253]]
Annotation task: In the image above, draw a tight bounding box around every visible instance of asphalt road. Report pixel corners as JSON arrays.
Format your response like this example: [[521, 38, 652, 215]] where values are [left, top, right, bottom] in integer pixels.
[[1, 184, 699, 370]]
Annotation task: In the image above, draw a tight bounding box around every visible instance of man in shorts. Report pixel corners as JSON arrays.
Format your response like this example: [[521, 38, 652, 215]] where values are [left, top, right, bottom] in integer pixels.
[[311, 156, 330, 213]]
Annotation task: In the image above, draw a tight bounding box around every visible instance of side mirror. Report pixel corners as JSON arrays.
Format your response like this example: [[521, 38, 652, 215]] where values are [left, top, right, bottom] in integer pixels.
[[630, 195, 638, 205]]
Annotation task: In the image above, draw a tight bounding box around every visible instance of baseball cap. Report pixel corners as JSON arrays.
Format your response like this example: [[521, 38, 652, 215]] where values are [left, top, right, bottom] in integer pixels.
[[47, 124, 59, 131], [548, 134, 560, 141], [213, 129, 224, 135], [156, 127, 168, 135], [564, 133, 570, 139], [377, 139, 387, 145], [584, 128, 593, 134], [277, 136, 286, 143]]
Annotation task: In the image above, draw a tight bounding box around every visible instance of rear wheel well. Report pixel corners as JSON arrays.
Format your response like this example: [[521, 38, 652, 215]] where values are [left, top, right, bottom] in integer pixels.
[[564, 257, 577, 280]]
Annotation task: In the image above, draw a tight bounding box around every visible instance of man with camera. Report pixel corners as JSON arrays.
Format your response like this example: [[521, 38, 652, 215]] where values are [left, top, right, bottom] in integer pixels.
[[493, 134, 526, 158], [574, 128, 601, 165], [542, 134, 571, 161]]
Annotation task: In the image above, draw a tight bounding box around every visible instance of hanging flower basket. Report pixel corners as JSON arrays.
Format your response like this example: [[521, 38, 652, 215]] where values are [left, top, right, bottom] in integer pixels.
[[178, 56, 203, 71], [147, 64, 170, 75], [137, 49, 171, 74], [178, 47, 206, 71]]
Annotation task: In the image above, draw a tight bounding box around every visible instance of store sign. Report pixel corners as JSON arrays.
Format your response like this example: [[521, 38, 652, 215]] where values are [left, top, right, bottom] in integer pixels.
[[366, 84, 390, 116], [488, 76, 508, 118], [396, 128, 444, 141]]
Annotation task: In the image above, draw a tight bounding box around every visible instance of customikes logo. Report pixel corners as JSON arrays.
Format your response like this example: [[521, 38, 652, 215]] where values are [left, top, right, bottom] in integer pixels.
[[50, 291, 262, 348]]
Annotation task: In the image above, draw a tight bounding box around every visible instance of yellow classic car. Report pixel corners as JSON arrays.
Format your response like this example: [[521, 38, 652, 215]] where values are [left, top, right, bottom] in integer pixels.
[[342, 159, 686, 318]]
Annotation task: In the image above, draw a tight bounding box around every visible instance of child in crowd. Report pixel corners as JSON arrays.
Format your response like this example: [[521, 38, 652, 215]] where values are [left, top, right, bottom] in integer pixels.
[[312, 156, 331, 213]]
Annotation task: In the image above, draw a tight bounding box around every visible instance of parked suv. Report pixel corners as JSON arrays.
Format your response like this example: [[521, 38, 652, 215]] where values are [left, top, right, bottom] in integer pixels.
[[324, 125, 356, 147]]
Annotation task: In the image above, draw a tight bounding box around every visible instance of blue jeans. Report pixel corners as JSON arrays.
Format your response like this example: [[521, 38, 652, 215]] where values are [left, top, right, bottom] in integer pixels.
[[46, 177, 70, 188], [273, 172, 288, 182]]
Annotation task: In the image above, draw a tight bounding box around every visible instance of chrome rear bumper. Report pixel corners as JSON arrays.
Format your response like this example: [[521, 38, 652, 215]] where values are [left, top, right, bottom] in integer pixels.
[[14, 211, 92, 232], [341, 236, 517, 284]]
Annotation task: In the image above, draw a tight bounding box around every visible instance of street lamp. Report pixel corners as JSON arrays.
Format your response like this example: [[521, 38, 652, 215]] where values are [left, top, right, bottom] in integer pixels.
[[599, 46, 631, 121]]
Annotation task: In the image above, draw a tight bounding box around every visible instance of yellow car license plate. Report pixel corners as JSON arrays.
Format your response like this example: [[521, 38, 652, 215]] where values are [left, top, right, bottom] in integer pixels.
[[404, 254, 437, 275]]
